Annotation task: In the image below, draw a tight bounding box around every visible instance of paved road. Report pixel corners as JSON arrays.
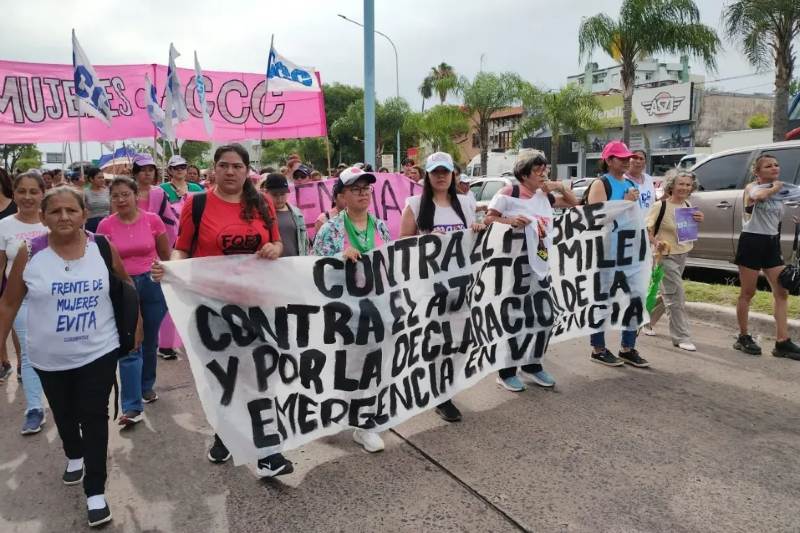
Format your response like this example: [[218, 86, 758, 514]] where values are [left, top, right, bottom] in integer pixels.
[[1, 316, 799, 533]]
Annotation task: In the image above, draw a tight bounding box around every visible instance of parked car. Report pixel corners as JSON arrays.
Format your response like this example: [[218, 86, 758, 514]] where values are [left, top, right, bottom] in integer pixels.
[[468, 176, 518, 210], [689, 140, 800, 271]]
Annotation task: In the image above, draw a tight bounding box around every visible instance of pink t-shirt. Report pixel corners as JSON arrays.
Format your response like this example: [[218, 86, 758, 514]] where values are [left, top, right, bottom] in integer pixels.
[[96, 211, 166, 276]]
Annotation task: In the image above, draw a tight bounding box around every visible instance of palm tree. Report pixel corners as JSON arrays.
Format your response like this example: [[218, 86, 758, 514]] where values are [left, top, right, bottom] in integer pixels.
[[723, 1, 800, 142], [515, 84, 602, 179], [458, 72, 524, 176], [419, 63, 458, 111], [578, 0, 720, 145]]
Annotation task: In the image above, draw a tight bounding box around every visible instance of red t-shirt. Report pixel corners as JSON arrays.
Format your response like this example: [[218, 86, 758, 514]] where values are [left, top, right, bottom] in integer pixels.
[[175, 191, 281, 258]]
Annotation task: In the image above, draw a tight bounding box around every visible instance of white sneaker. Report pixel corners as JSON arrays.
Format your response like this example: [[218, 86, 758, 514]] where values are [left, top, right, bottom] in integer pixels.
[[641, 325, 656, 336], [353, 429, 384, 453], [676, 342, 696, 352]]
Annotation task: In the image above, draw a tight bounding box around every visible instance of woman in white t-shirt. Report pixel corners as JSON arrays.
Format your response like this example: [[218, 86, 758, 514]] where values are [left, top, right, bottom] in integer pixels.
[[400, 152, 484, 423], [484, 154, 578, 392], [0, 172, 49, 434]]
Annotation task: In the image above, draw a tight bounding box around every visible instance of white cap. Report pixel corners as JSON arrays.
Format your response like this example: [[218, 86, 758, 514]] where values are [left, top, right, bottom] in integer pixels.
[[459, 174, 470, 184], [339, 167, 376, 186], [425, 151, 454, 172], [168, 155, 188, 167]]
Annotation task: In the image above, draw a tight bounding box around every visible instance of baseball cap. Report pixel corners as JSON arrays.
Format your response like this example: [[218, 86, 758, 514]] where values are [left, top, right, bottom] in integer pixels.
[[132, 154, 156, 167], [168, 155, 188, 167], [425, 152, 454, 172], [459, 174, 471, 184], [601, 140, 634, 161], [332, 179, 344, 196], [293, 164, 312, 178], [339, 166, 376, 186], [264, 173, 290, 193]]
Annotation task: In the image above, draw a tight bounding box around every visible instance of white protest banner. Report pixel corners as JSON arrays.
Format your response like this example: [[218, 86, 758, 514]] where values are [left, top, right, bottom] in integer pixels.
[[160, 201, 649, 465]]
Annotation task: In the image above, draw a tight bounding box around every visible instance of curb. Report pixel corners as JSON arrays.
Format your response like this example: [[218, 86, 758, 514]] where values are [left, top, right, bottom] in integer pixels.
[[684, 301, 800, 341]]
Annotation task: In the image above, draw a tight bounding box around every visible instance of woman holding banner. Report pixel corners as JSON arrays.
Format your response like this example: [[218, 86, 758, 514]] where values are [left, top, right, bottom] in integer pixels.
[[150, 144, 293, 478], [312, 166, 391, 453], [0, 187, 132, 527], [484, 154, 578, 392], [400, 152, 484, 422], [584, 141, 650, 369], [0, 172, 49, 432], [97, 177, 171, 423]]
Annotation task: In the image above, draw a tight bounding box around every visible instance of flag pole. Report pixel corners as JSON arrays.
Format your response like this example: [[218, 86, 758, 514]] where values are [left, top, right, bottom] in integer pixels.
[[325, 137, 332, 176], [77, 111, 85, 181], [258, 34, 275, 169]]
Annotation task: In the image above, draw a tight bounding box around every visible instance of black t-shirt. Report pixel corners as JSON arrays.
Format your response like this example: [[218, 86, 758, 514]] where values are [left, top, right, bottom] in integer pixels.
[[0, 201, 17, 221]]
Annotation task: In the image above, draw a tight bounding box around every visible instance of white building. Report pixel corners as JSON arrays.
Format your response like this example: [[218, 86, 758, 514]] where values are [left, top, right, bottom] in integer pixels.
[[567, 56, 702, 93]]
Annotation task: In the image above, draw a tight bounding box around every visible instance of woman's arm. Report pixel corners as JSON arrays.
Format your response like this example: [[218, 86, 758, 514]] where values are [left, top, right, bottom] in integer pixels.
[[586, 179, 608, 205], [0, 250, 7, 284], [545, 181, 579, 208], [748, 180, 783, 202], [108, 241, 134, 285], [484, 209, 530, 228], [155, 233, 172, 262], [399, 206, 418, 237], [0, 245, 28, 350]]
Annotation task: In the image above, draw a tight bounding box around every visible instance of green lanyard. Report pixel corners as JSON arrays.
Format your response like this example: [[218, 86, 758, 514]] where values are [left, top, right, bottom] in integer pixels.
[[342, 211, 375, 253]]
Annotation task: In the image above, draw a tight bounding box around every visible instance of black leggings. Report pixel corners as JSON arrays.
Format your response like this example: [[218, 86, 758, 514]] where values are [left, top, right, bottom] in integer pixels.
[[35, 350, 117, 497], [499, 363, 543, 379]]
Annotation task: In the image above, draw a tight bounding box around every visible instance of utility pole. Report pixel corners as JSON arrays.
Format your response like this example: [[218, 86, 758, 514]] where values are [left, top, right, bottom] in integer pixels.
[[363, 0, 376, 167]]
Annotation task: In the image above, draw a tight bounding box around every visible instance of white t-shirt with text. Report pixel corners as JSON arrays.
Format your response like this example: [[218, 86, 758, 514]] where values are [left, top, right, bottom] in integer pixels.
[[405, 194, 476, 233], [0, 216, 48, 277]]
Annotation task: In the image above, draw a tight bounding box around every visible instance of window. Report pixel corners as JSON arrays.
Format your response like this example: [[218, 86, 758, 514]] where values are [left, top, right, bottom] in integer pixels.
[[760, 148, 800, 183], [645, 72, 654, 81], [694, 152, 753, 191], [469, 182, 484, 197], [472, 133, 480, 148], [480, 180, 505, 201], [498, 131, 513, 150]]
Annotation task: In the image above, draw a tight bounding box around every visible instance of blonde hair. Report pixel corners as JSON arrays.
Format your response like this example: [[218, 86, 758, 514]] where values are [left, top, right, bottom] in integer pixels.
[[751, 153, 778, 178]]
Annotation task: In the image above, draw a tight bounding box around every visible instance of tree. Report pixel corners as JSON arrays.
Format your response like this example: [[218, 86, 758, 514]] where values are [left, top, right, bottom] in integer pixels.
[[790, 77, 800, 97], [331, 97, 417, 164], [407, 105, 470, 160], [515, 84, 602, 179], [260, 138, 328, 171], [748, 113, 770, 129], [419, 63, 458, 111], [323, 83, 364, 165], [1, 144, 33, 172], [457, 72, 524, 176], [14, 145, 42, 173], [179, 141, 212, 167], [723, 1, 800, 142], [578, 0, 720, 145]]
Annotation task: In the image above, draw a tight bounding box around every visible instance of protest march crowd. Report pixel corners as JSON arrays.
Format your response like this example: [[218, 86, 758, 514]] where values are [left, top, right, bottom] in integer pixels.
[[1, 138, 799, 528]]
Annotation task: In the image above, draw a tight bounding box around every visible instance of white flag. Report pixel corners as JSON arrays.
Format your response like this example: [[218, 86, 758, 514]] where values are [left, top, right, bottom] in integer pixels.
[[194, 51, 214, 137], [71, 29, 112, 125], [266, 46, 321, 92], [163, 43, 189, 141], [144, 73, 167, 137]]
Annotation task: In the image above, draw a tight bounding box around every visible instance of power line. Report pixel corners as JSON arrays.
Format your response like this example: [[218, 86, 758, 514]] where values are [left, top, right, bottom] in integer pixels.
[[695, 72, 771, 85]]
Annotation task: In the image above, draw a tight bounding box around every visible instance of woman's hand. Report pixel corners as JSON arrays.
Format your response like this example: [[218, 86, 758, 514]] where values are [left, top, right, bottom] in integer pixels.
[[257, 242, 282, 260], [624, 187, 640, 202], [470, 222, 486, 232], [150, 260, 165, 282], [507, 215, 531, 228], [542, 180, 563, 194], [692, 210, 704, 223], [343, 247, 361, 263]]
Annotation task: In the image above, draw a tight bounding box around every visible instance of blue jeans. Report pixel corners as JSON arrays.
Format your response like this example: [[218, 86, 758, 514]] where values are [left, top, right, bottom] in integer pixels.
[[15, 300, 44, 413], [119, 273, 167, 412], [590, 329, 637, 350]]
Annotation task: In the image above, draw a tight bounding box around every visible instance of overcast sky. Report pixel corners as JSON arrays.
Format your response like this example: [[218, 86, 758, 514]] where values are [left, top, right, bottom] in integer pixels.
[[2, 0, 779, 163]]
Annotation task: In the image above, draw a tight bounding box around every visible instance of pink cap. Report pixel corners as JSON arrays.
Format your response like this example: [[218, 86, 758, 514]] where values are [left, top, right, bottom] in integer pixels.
[[601, 140, 634, 161]]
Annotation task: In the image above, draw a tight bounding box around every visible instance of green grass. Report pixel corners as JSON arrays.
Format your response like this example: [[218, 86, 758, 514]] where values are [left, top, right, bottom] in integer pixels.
[[683, 280, 800, 316]]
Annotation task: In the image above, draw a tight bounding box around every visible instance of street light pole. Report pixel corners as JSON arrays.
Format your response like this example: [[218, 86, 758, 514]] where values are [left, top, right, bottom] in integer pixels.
[[363, 1, 376, 168], [338, 13, 401, 171]]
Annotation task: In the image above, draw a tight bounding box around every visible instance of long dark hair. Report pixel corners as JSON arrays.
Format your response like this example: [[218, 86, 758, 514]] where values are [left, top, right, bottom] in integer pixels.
[[213, 144, 274, 229], [0, 168, 12, 198], [416, 170, 467, 233]]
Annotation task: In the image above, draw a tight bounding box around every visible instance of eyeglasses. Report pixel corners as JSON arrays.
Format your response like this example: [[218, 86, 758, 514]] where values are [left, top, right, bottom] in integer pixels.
[[111, 191, 134, 200], [171, 165, 188, 170], [348, 185, 373, 195]]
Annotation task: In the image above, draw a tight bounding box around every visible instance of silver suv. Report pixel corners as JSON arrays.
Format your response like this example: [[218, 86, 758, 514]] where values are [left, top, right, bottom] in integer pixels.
[[690, 140, 800, 270]]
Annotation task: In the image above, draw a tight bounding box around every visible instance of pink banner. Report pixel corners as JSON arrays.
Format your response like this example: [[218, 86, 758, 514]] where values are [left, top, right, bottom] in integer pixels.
[[289, 173, 422, 241], [0, 60, 327, 143]]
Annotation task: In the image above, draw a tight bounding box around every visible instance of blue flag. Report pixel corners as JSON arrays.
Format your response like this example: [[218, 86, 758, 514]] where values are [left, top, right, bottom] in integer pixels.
[[71, 30, 112, 125]]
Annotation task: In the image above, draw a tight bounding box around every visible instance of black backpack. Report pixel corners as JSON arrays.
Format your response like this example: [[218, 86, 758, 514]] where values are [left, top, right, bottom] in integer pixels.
[[651, 199, 690, 238], [95, 235, 140, 355], [581, 176, 637, 205], [189, 192, 208, 256]]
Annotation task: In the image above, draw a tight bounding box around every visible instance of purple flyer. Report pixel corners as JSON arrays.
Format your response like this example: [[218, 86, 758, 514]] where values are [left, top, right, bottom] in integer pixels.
[[675, 207, 698, 244]]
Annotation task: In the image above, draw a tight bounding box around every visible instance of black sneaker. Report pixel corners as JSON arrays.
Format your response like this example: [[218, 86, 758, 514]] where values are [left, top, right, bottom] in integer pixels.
[[772, 338, 800, 361], [590, 348, 624, 367], [255, 453, 294, 478], [63, 465, 84, 485], [734, 334, 762, 356], [0, 361, 11, 380], [158, 348, 177, 360], [87, 505, 112, 527], [434, 400, 462, 423], [619, 349, 650, 368], [207, 435, 231, 464]]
